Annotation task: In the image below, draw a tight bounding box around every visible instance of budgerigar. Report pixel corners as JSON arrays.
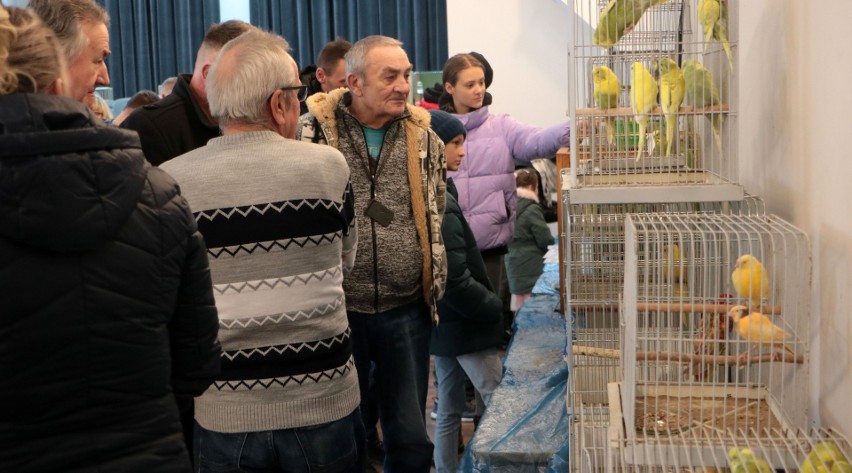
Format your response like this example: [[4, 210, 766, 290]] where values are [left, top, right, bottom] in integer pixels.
[[657, 58, 685, 157], [729, 448, 774, 473], [630, 61, 657, 160], [728, 306, 794, 360], [593, 0, 671, 49], [731, 254, 769, 306], [700, 0, 734, 74], [683, 59, 724, 160], [801, 442, 851, 473], [593, 65, 621, 145]]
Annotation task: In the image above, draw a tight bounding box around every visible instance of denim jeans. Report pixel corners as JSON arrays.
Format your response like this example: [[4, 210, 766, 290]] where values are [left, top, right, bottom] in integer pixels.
[[433, 349, 503, 473], [193, 409, 365, 473], [348, 301, 433, 473]]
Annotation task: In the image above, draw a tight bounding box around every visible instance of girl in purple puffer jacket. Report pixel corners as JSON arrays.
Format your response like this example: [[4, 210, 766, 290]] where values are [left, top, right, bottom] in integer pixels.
[[439, 52, 569, 336]]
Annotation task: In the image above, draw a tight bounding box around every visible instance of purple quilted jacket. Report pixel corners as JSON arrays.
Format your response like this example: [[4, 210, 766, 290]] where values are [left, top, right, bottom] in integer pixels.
[[448, 106, 569, 250]]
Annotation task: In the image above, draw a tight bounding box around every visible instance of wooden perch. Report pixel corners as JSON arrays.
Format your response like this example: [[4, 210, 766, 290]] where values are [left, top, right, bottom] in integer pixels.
[[571, 345, 805, 365], [575, 104, 730, 117]]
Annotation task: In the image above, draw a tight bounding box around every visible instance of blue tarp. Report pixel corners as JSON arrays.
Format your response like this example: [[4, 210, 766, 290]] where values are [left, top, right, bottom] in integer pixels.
[[459, 279, 569, 473]]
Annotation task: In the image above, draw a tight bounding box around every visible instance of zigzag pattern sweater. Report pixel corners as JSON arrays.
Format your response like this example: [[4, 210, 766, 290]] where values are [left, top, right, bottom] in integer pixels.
[[161, 131, 359, 432]]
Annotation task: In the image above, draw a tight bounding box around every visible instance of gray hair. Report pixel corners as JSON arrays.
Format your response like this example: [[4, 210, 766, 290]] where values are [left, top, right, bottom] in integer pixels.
[[345, 35, 403, 77], [206, 29, 294, 129], [29, 0, 108, 62]]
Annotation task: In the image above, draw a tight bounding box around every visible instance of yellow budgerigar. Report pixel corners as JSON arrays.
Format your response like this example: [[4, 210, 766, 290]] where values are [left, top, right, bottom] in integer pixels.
[[593, 0, 672, 49], [683, 59, 724, 160], [729, 447, 774, 473], [593, 65, 621, 145], [630, 61, 657, 160], [731, 254, 769, 306], [801, 441, 851, 473], [700, 0, 734, 74], [657, 58, 685, 157], [728, 306, 794, 359]]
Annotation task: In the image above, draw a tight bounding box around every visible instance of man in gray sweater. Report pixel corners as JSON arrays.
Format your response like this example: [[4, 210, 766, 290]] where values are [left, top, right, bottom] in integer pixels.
[[161, 30, 363, 472]]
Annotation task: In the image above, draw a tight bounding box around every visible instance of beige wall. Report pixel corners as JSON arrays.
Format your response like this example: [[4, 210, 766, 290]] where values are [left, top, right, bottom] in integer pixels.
[[449, 0, 852, 438]]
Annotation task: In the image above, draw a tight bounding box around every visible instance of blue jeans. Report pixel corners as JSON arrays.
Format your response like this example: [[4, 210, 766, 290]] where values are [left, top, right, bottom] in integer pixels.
[[348, 301, 433, 473], [433, 349, 503, 473], [193, 409, 365, 473]]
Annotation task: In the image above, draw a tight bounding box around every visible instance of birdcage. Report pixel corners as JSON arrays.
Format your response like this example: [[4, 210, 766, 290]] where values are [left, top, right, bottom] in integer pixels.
[[572, 404, 612, 473], [564, 194, 765, 407], [568, 0, 739, 203], [606, 425, 852, 473], [609, 212, 811, 467]]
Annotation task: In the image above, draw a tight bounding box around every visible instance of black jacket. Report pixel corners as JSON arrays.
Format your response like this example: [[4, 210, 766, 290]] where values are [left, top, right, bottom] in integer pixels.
[[430, 179, 503, 357], [121, 73, 220, 166], [0, 94, 221, 472]]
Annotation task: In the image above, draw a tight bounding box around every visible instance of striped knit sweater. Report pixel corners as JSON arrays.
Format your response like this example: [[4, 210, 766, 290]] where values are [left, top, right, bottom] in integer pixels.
[[161, 130, 359, 432]]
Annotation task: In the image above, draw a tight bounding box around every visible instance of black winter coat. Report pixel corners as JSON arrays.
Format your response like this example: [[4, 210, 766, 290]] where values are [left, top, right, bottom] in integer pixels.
[[430, 179, 503, 357], [0, 94, 221, 472]]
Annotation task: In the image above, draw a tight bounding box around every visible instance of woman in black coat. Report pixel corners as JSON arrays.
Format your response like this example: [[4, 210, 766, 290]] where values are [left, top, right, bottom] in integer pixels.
[[0, 7, 220, 472]]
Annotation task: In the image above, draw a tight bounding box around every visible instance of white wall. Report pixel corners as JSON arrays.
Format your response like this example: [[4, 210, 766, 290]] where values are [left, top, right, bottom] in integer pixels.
[[739, 0, 852, 436], [450, 0, 852, 439], [447, 0, 572, 128], [220, 0, 251, 23]]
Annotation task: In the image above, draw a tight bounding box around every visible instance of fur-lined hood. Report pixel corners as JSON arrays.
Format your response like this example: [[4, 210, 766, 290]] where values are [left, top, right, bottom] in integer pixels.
[[516, 186, 540, 203]]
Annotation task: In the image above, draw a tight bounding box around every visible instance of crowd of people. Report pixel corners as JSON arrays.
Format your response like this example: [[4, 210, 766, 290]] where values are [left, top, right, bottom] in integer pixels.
[[0, 1, 567, 472]]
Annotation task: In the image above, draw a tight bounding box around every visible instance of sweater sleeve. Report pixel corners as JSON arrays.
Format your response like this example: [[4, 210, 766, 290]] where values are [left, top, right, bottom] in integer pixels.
[[529, 204, 555, 252], [440, 212, 502, 323], [503, 114, 570, 164]]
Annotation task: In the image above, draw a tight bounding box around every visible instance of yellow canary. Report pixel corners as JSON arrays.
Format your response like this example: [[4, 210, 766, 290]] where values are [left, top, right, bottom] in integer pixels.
[[802, 442, 851, 473], [630, 62, 657, 160], [729, 448, 773, 473], [728, 305, 794, 355], [593, 65, 621, 145], [731, 254, 769, 306]]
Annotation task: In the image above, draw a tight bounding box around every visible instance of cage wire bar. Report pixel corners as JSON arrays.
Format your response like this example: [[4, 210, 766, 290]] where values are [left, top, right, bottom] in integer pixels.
[[568, 0, 740, 204], [613, 212, 812, 469]]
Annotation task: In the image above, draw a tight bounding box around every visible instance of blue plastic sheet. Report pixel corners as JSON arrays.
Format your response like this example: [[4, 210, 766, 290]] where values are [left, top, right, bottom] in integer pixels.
[[459, 292, 569, 473]]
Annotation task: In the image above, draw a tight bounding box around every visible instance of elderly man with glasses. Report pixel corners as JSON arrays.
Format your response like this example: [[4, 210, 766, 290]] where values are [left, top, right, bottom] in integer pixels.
[[160, 29, 364, 473]]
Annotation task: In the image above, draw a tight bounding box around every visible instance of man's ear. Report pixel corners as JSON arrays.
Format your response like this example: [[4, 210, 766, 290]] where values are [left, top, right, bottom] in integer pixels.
[[347, 73, 362, 96], [315, 67, 327, 84], [201, 63, 212, 80], [45, 77, 65, 97]]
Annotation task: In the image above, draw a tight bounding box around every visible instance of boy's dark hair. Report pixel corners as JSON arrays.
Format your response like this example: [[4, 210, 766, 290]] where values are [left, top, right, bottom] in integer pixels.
[[317, 37, 351, 71], [126, 90, 159, 109], [515, 167, 539, 189]]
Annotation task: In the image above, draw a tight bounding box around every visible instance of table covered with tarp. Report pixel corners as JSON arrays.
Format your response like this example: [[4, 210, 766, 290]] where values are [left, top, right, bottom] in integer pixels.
[[459, 257, 570, 473]]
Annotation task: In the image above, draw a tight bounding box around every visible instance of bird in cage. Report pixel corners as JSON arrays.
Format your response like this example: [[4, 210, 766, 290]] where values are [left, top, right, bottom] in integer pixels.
[[698, 0, 734, 74], [728, 447, 773, 473], [593, 0, 672, 49], [731, 254, 769, 306], [656, 58, 685, 158], [630, 61, 658, 160], [592, 65, 621, 145], [801, 441, 851, 473], [683, 59, 725, 160], [728, 305, 794, 362]]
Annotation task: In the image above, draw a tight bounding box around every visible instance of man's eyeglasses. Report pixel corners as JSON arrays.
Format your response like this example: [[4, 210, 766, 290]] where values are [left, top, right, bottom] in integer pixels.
[[270, 85, 310, 103]]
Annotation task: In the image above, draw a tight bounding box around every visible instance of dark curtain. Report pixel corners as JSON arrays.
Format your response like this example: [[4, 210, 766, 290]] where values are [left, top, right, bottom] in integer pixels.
[[97, 0, 220, 98], [249, 0, 448, 73]]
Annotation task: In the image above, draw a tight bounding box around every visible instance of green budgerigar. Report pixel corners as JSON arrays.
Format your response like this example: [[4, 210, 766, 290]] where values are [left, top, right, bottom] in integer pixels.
[[728, 447, 773, 473], [699, 0, 734, 74], [630, 61, 657, 160], [683, 59, 724, 160], [657, 58, 685, 157], [593, 0, 670, 49], [592, 65, 621, 145]]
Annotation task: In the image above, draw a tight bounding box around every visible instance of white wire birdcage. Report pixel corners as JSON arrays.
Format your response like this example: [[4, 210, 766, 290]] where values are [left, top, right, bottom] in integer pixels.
[[615, 213, 812, 461], [568, 0, 739, 203], [572, 404, 611, 473], [563, 194, 765, 410]]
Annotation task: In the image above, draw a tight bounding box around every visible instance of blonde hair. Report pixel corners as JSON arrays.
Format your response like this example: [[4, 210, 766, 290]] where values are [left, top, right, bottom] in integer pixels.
[[88, 93, 112, 119], [0, 5, 67, 95]]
